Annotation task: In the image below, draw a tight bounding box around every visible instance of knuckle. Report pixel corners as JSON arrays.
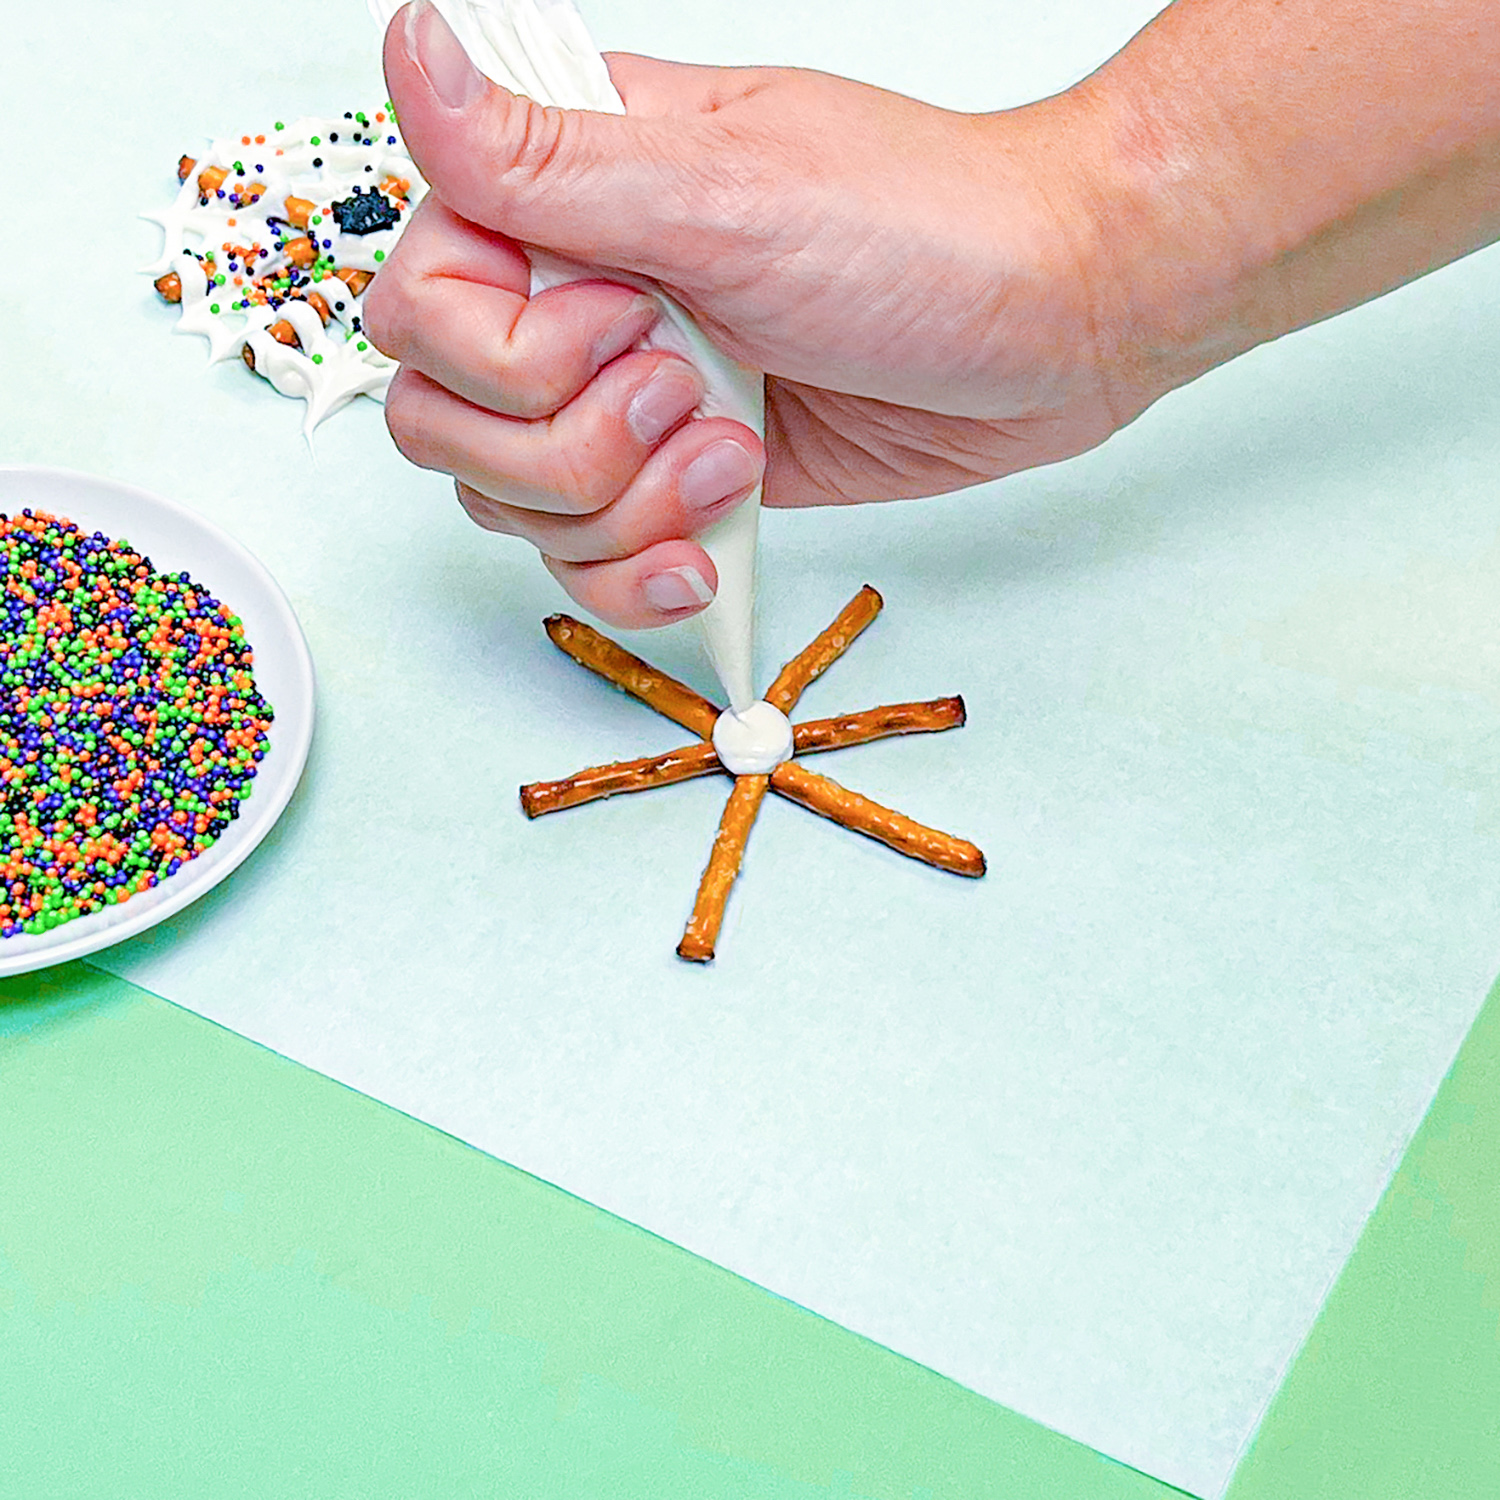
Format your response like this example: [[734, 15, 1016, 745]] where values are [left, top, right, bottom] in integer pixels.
[[456, 484, 517, 536], [548, 447, 622, 518], [500, 383, 567, 422], [496, 98, 569, 192], [382, 376, 441, 470], [557, 510, 624, 563], [491, 320, 574, 420], [359, 263, 417, 361]]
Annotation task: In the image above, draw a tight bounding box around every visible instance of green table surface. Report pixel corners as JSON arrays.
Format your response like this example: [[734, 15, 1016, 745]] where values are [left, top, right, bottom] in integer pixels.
[[2, 963, 1498, 1498]]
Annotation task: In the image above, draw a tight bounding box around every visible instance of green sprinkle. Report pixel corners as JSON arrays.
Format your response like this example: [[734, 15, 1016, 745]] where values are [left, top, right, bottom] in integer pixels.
[[356, 341, 368, 352], [209, 303, 220, 315], [233, 161, 244, 174], [274, 120, 285, 131], [311, 354, 324, 364], [373, 250, 385, 262], [310, 135, 321, 146]]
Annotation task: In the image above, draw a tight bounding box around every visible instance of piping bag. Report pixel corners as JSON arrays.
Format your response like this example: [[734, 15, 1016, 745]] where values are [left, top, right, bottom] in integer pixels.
[[369, 0, 764, 713]]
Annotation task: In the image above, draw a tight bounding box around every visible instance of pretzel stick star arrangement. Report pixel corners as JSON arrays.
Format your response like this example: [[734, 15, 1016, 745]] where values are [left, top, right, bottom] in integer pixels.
[[520, 587, 986, 962]]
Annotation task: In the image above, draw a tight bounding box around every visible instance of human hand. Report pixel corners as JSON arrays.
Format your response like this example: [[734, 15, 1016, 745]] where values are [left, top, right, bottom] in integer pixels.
[[369, 0, 1500, 630], [364, 0, 1139, 628]]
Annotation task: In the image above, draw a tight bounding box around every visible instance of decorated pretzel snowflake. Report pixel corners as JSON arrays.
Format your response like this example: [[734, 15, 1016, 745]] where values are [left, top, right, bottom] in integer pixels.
[[144, 111, 426, 434]]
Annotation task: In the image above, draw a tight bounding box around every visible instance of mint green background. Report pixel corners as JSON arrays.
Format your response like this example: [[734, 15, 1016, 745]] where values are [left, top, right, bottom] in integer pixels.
[[5, 963, 1500, 1496], [0, 963, 1178, 1500], [1225, 974, 1500, 1498]]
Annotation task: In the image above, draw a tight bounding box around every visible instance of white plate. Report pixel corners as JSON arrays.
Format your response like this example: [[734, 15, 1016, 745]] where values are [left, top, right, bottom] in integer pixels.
[[0, 466, 315, 976]]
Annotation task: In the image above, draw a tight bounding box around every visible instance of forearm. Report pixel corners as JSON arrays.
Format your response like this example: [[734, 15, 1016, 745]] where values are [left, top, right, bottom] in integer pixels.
[[1069, 0, 1500, 398]]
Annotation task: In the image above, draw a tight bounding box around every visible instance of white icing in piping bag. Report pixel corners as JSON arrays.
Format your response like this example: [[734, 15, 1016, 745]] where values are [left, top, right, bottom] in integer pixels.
[[369, 0, 765, 712]]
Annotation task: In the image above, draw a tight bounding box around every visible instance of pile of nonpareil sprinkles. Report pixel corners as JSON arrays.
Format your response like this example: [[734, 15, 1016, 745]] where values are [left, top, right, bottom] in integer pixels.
[[0, 509, 274, 939]]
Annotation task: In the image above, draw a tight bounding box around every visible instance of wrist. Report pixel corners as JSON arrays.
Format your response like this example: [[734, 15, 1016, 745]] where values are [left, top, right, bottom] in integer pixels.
[[969, 81, 1240, 440], [1058, 0, 1500, 415], [1045, 72, 1266, 419]]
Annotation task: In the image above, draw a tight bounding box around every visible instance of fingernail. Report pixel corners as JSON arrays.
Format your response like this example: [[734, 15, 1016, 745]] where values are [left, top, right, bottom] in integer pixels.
[[592, 297, 659, 367], [408, 0, 485, 110], [680, 440, 758, 513], [643, 565, 715, 613], [627, 366, 700, 445]]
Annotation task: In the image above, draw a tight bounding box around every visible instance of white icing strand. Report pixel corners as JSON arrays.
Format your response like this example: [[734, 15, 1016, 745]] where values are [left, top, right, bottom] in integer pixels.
[[712, 700, 794, 776], [369, 0, 766, 712]]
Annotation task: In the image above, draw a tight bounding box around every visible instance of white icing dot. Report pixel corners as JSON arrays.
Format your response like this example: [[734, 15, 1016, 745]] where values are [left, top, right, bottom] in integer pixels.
[[712, 700, 793, 776]]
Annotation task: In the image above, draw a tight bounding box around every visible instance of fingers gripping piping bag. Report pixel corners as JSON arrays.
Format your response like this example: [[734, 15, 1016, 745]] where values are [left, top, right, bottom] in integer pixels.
[[369, 0, 774, 731]]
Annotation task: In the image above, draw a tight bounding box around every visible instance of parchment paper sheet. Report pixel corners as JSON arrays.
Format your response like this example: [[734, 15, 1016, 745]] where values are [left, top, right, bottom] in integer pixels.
[[8, 2, 1500, 1492]]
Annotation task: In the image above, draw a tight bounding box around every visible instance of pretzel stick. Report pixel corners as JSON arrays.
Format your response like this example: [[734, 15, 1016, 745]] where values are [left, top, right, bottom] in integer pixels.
[[520, 697, 968, 819], [794, 696, 965, 752], [678, 774, 771, 962], [546, 588, 886, 741], [770, 761, 985, 876], [520, 741, 722, 817], [766, 585, 883, 713], [545, 615, 719, 738]]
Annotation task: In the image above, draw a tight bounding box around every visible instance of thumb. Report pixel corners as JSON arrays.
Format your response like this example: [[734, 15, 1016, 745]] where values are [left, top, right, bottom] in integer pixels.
[[385, 1, 712, 276]]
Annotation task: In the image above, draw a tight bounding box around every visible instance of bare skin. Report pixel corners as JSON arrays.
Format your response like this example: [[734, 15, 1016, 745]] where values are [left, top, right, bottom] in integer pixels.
[[364, 0, 1500, 629]]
